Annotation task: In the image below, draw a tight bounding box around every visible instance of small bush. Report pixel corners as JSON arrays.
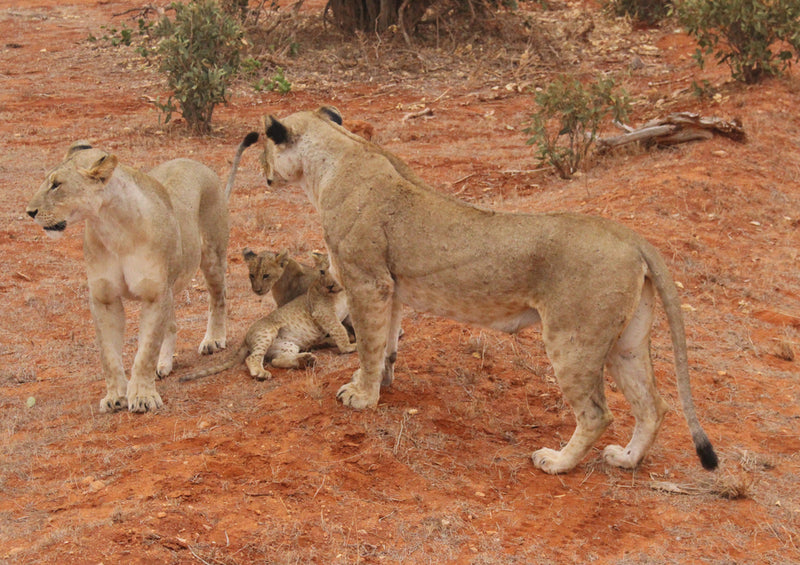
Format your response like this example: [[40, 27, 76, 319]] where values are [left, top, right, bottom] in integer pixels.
[[155, 0, 245, 133], [254, 67, 292, 94], [678, 0, 800, 84], [524, 75, 630, 179]]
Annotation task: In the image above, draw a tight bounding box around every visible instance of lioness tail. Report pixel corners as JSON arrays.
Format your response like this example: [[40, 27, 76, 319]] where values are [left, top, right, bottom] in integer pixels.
[[224, 131, 260, 199], [641, 240, 719, 471]]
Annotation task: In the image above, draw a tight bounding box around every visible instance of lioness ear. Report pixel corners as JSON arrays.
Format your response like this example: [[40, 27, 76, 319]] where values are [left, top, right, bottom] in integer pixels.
[[265, 115, 290, 145], [276, 249, 289, 266], [84, 154, 118, 183], [317, 106, 343, 126], [65, 141, 93, 159]]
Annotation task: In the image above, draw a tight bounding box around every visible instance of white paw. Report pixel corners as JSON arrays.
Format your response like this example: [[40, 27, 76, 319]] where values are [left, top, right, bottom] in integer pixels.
[[531, 447, 573, 475], [602, 444, 638, 469], [198, 338, 226, 355], [127, 391, 163, 413], [336, 373, 379, 409], [99, 394, 127, 413], [156, 360, 173, 379], [252, 369, 273, 381]]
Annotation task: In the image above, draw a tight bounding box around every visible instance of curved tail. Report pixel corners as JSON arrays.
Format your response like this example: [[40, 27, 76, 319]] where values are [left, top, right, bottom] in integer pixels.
[[641, 240, 719, 470], [179, 343, 249, 382], [224, 131, 260, 199]]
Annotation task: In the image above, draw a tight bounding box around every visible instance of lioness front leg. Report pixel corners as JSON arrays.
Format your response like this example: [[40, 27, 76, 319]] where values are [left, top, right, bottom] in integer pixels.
[[198, 245, 227, 355], [126, 294, 169, 412], [92, 298, 129, 413], [336, 277, 393, 409]]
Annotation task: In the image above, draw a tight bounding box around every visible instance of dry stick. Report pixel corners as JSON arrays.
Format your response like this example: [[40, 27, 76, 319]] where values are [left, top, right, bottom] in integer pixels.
[[398, 0, 412, 46]]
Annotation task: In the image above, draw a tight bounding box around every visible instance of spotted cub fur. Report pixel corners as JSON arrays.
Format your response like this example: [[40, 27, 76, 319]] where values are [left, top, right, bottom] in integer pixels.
[[180, 254, 356, 382], [243, 248, 318, 306]]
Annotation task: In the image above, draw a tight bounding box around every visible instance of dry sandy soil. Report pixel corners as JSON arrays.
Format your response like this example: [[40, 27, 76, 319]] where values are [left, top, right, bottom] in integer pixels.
[[1, 0, 799, 563]]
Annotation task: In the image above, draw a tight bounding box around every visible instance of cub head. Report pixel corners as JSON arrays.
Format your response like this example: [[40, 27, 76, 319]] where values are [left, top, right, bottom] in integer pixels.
[[260, 106, 343, 187], [243, 247, 290, 296], [26, 142, 119, 239], [310, 251, 342, 295]]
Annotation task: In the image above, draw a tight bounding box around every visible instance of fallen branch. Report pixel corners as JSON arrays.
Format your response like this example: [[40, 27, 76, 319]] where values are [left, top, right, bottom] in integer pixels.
[[598, 112, 745, 153]]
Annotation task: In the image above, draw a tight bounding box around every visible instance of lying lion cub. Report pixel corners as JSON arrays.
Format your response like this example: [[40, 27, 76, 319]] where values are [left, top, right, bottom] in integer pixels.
[[180, 253, 356, 382], [260, 106, 719, 475], [26, 133, 258, 413]]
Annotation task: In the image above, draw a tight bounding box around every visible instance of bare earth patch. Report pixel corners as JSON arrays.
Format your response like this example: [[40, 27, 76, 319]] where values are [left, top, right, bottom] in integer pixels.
[[1, 1, 798, 563]]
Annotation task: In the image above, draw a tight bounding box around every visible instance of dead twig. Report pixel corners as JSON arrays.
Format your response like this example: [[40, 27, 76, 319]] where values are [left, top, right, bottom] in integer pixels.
[[598, 113, 745, 153]]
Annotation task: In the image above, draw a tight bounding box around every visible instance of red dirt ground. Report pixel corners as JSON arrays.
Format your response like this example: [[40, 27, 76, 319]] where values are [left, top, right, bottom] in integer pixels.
[[1, 1, 798, 563]]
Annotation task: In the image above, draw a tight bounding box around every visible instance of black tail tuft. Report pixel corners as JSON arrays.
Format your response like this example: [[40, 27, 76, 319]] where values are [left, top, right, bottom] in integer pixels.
[[696, 440, 719, 470], [242, 131, 259, 147]]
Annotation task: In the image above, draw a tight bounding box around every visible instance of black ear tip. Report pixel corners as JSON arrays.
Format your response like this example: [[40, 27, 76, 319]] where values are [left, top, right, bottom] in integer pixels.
[[243, 131, 259, 147], [266, 118, 289, 145], [320, 106, 343, 125]]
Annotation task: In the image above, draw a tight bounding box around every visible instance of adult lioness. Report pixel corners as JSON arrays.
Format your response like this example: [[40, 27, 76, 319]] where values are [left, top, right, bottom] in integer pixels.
[[26, 132, 259, 413], [260, 106, 719, 475]]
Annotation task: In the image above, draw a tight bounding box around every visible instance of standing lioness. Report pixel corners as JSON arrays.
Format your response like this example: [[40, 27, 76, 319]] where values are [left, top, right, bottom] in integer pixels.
[[26, 133, 258, 413], [261, 107, 718, 475]]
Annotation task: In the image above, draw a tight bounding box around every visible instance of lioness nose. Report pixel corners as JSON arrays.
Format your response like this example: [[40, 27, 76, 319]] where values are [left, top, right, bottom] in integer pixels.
[[27, 209, 38, 219]]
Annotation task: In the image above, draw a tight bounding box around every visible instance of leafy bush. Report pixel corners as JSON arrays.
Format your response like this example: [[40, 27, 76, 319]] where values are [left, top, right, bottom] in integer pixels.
[[155, 0, 245, 133], [608, 0, 671, 25], [678, 0, 800, 84], [524, 75, 630, 179], [254, 67, 292, 94]]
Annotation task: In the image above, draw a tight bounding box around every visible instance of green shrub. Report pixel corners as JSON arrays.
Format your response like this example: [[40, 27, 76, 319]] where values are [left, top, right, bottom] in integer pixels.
[[254, 67, 292, 94], [155, 0, 245, 133], [524, 75, 630, 179], [678, 0, 800, 84]]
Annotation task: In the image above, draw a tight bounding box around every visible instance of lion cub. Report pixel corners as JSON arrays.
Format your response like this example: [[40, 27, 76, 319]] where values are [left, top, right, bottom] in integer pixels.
[[243, 248, 318, 306], [180, 254, 356, 382]]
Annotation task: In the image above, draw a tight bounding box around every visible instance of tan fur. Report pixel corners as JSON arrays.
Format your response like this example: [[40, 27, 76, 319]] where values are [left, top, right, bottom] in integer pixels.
[[26, 133, 258, 413], [260, 107, 718, 474], [180, 253, 356, 382], [243, 247, 319, 306]]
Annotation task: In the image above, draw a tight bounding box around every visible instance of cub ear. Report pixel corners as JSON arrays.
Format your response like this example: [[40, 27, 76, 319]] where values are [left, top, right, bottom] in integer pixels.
[[243, 248, 256, 261], [276, 249, 290, 266], [65, 141, 93, 159], [310, 251, 329, 269], [317, 106, 343, 125], [84, 154, 118, 183], [265, 115, 290, 145]]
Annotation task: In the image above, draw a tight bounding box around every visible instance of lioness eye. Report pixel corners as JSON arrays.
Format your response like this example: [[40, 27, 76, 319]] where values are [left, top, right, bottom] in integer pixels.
[[50, 181, 61, 191]]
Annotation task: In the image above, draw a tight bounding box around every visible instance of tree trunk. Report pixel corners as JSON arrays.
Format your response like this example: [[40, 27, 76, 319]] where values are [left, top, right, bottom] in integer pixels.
[[327, 0, 434, 33]]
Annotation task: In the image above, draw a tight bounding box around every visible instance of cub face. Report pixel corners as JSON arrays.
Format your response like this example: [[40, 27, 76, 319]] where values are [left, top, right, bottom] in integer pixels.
[[243, 248, 289, 296], [26, 143, 118, 239]]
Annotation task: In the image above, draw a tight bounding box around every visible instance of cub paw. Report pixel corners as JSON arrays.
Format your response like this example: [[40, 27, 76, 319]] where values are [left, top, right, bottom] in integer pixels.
[[99, 394, 127, 413], [602, 444, 638, 469], [296, 353, 317, 369], [198, 339, 226, 355], [252, 369, 273, 381], [531, 448, 574, 475]]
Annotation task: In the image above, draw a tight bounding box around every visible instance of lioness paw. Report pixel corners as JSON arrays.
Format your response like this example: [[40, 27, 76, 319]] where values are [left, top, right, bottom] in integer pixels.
[[336, 380, 379, 410], [99, 394, 127, 414], [156, 360, 173, 380], [532, 448, 575, 475], [127, 392, 164, 413], [198, 339, 226, 355], [602, 445, 639, 469]]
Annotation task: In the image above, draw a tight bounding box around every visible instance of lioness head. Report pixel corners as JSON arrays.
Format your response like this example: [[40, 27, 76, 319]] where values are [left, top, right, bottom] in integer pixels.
[[26, 142, 119, 239], [243, 247, 290, 296], [260, 106, 342, 187]]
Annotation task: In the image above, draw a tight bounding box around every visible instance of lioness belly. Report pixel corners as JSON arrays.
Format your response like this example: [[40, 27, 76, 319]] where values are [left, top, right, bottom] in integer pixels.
[[395, 277, 540, 333]]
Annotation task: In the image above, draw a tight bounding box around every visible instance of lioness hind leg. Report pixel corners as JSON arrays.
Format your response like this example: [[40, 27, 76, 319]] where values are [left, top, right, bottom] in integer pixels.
[[198, 244, 228, 355], [532, 331, 613, 474], [603, 280, 669, 469], [382, 296, 403, 387], [157, 308, 178, 378]]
